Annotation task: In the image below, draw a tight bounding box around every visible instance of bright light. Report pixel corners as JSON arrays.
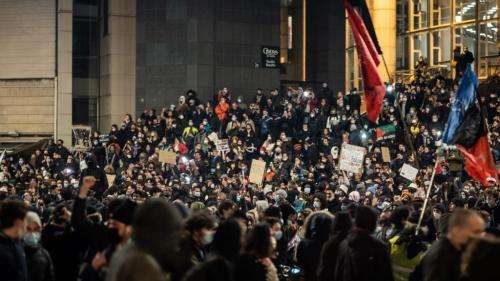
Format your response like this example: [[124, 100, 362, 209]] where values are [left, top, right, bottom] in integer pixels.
[[361, 132, 368, 140], [181, 156, 189, 164], [303, 90, 310, 97], [386, 84, 394, 93]]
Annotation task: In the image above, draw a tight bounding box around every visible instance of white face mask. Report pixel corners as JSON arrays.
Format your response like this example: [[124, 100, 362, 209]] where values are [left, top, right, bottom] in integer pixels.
[[304, 187, 311, 194], [274, 230, 283, 240], [313, 201, 321, 209]]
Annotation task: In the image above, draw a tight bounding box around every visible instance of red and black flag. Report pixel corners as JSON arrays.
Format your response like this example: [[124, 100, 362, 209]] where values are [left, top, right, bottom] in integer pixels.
[[344, 0, 385, 123], [451, 102, 499, 187]]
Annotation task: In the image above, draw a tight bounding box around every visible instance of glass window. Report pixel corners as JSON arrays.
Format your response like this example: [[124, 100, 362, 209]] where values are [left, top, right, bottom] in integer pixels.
[[397, 0, 410, 33], [432, 0, 450, 25], [454, 24, 477, 62], [413, 0, 429, 29], [396, 35, 410, 70], [455, 0, 476, 22], [479, 0, 498, 20], [430, 28, 451, 65], [412, 32, 428, 67], [478, 21, 498, 77]]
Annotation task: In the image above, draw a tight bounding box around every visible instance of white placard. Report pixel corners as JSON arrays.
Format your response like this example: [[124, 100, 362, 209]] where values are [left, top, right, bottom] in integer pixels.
[[400, 163, 419, 181], [215, 139, 230, 152], [339, 143, 366, 174]]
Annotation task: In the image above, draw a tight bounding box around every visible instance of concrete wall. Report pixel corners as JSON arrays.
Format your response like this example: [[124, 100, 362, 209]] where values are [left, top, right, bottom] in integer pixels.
[[0, 79, 54, 134], [136, 0, 281, 112], [99, 0, 136, 130], [0, 0, 56, 79], [0, 0, 56, 136]]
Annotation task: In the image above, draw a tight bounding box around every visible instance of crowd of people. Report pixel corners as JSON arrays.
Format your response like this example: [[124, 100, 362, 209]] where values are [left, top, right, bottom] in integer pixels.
[[1, 60, 500, 281]]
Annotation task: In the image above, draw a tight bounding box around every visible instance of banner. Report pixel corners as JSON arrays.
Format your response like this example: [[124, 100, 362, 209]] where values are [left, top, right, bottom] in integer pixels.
[[208, 132, 219, 142], [158, 150, 177, 164], [400, 163, 419, 181], [261, 46, 280, 68], [339, 144, 367, 174], [249, 159, 266, 185]]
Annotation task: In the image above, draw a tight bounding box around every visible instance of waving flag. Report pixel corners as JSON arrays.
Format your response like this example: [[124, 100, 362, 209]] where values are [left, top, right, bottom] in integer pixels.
[[442, 65, 478, 143], [443, 65, 498, 187], [344, 0, 385, 123]]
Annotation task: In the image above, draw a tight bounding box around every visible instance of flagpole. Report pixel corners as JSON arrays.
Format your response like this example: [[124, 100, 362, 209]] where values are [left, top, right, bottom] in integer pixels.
[[381, 54, 392, 82], [415, 155, 441, 235]]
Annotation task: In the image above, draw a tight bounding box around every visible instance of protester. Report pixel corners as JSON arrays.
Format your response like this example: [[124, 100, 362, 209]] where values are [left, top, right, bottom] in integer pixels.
[[419, 209, 485, 281], [334, 206, 394, 281], [0, 200, 29, 281], [0, 57, 499, 281], [24, 211, 55, 281]]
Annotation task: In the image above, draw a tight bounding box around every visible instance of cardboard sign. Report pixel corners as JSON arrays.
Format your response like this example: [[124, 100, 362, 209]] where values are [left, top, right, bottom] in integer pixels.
[[249, 159, 266, 185], [158, 150, 177, 164], [339, 144, 366, 174], [106, 174, 116, 186], [215, 139, 230, 152], [208, 132, 219, 142], [400, 163, 419, 181], [381, 147, 391, 163]]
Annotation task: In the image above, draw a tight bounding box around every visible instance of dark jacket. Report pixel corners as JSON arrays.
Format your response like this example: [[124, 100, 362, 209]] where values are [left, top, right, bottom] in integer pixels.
[[42, 223, 81, 281], [182, 256, 232, 281], [420, 238, 461, 281], [232, 254, 267, 281], [0, 232, 28, 281], [333, 229, 394, 281], [297, 238, 326, 281], [317, 232, 348, 281], [24, 244, 55, 281]]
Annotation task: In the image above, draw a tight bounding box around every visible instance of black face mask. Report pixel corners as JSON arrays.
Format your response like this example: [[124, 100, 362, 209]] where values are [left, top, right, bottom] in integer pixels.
[[107, 228, 121, 245]]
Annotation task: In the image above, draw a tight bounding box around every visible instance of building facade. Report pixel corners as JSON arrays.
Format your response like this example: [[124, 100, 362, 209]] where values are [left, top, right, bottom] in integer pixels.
[[1, 0, 348, 148]]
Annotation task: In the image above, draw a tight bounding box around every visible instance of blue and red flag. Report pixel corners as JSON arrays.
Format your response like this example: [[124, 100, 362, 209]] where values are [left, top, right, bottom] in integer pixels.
[[443, 65, 498, 187]]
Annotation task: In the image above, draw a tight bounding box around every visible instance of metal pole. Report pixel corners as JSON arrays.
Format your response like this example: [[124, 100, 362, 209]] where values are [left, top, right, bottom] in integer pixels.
[[415, 156, 441, 234], [381, 54, 392, 82]]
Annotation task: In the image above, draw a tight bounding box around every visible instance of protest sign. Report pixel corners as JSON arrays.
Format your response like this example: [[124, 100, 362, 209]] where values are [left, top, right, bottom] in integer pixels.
[[339, 144, 366, 174], [106, 174, 116, 186], [158, 150, 177, 164], [400, 163, 419, 181], [72, 125, 91, 150], [249, 159, 266, 185], [215, 139, 230, 152], [381, 147, 391, 163], [208, 132, 219, 142]]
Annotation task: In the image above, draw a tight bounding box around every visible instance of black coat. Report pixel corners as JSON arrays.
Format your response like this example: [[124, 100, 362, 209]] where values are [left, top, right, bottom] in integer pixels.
[[297, 238, 328, 281], [420, 238, 461, 281], [317, 232, 348, 281], [24, 244, 55, 281], [232, 253, 267, 281], [0, 232, 28, 281], [41, 224, 81, 281], [333, 230, 394, 281]]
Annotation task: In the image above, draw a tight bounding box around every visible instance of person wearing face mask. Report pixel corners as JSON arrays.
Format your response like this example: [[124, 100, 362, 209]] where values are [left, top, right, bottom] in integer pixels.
[[0, 200, 29, 281], [176, 210, 216, 280], [23, 211, 55, 281]]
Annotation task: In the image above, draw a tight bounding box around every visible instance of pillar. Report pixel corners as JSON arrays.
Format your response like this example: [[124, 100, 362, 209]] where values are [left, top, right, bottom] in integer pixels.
[[369, 0, 396, 82]]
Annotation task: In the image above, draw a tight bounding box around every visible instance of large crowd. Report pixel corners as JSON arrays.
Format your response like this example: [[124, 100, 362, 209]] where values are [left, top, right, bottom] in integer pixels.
[[1, 60, 500, 281]]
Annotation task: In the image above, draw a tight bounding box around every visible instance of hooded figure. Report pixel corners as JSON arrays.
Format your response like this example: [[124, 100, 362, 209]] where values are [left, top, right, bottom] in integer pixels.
[[106, 199, 182, 281]]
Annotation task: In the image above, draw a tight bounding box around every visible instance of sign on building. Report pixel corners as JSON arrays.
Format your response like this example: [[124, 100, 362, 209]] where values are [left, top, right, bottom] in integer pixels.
[[261, 46, 280, 68]]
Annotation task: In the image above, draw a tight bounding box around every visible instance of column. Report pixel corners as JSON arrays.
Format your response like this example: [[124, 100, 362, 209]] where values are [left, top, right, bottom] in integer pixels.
[[370, 0, 397, 82], [99, 0, 136, 131], [56, 0, 73, 145]]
